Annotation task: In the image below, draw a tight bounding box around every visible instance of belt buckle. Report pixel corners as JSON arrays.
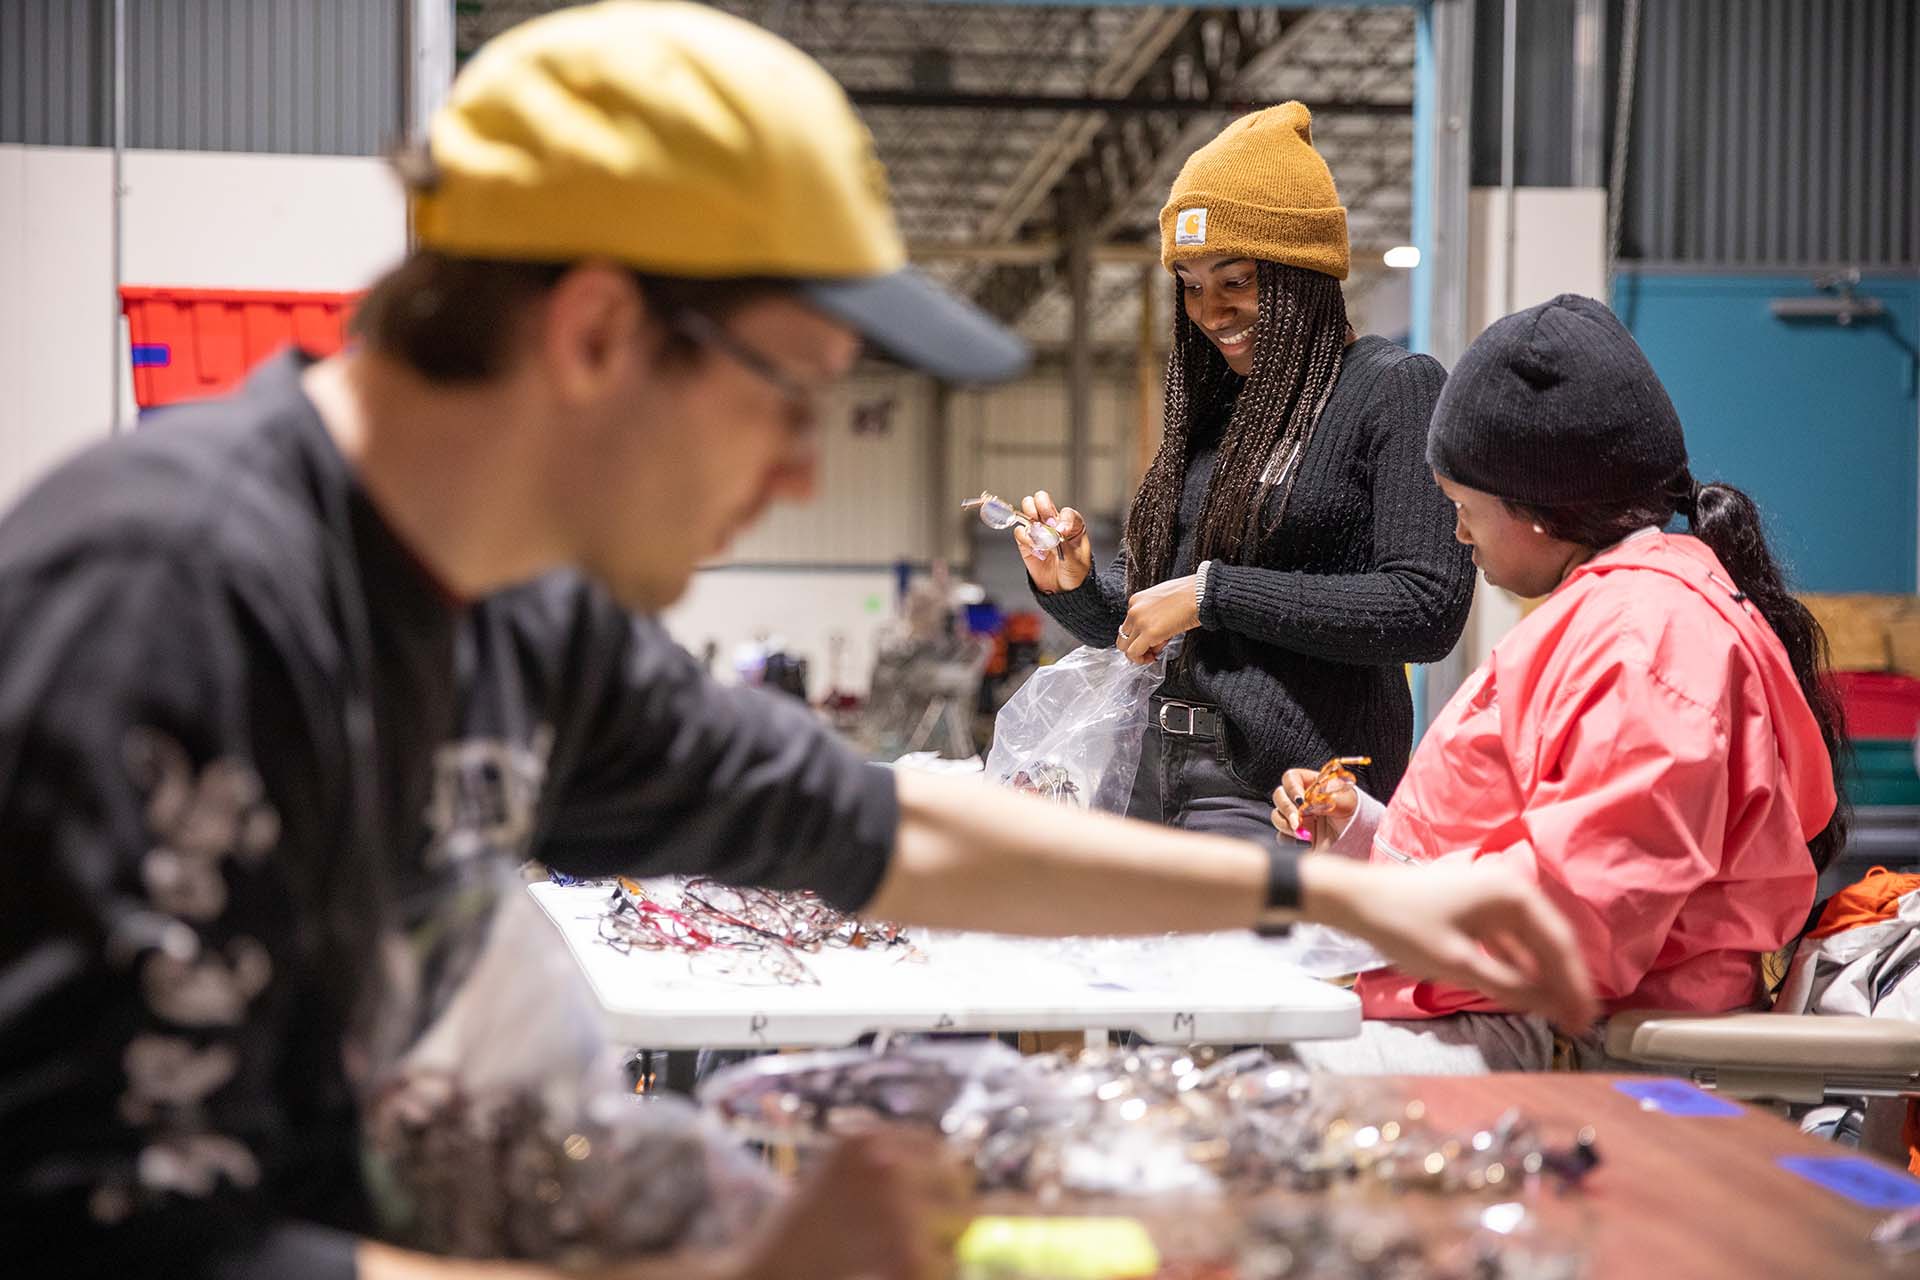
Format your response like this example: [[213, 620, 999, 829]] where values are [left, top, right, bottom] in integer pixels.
[[1157, 701, 1197, 735]]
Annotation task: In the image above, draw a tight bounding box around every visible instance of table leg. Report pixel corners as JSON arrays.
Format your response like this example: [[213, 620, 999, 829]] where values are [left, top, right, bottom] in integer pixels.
[[661, 1050, 700, 1095]]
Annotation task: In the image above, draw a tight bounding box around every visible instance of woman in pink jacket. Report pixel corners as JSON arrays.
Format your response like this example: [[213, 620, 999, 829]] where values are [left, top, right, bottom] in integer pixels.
[[1274, 294, 1847, 1073]]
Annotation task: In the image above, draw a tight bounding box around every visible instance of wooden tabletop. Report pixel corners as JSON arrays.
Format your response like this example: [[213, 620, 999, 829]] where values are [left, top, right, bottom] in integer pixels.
[[1399, 1074, 1913, 1279], [982, 1074, 1919, 1278]]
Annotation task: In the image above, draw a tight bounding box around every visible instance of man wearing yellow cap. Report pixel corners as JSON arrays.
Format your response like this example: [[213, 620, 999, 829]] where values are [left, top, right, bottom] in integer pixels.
[[0, 5, 1592, 1278]]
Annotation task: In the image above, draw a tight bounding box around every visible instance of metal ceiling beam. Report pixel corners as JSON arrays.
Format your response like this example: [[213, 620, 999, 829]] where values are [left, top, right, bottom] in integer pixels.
[[847, 89, 1411, 116], [974, 7, 1191, 247], [908, 239, 1409, 266], [911, 240, 1158, 266], [972, 7, 1338, 327]]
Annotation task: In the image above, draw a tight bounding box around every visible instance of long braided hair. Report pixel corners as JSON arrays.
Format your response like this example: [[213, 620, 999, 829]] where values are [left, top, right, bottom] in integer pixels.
[[1124, 261, 1349, 593]]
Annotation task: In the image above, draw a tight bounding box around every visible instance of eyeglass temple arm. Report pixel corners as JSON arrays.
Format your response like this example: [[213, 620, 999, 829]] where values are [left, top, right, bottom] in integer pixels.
[[959, 494, 1038, 529]]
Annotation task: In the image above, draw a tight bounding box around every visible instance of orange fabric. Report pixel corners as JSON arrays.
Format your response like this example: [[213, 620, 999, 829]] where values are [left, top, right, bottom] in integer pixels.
[[1807, 866, 1920, 940], [1805, 864, 1920, 1177]]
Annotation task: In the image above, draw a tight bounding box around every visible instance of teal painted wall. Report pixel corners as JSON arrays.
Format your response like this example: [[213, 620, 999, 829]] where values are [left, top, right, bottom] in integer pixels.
[[1613, 273, 1920, 593]]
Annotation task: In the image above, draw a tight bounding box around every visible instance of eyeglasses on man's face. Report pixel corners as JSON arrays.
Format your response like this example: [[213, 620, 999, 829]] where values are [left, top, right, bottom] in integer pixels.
[[671, 308, 832, 431]]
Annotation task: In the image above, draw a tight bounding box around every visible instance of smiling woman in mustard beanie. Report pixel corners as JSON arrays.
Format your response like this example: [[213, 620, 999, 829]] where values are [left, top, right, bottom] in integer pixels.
[[1011, 102, 1473, 843]]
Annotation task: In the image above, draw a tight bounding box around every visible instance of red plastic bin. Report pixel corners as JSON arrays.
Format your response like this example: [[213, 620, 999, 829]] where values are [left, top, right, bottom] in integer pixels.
[[1832, 671, 1920, 740], [120, 286, 361, 409]]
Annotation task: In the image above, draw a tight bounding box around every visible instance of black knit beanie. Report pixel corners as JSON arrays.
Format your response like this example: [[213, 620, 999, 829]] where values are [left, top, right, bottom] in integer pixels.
[[1427, 293, 1688, 507]]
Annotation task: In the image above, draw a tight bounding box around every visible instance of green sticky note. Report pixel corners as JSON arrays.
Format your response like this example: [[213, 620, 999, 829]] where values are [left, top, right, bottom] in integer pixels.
[[955, 1215, 1160, 1279]]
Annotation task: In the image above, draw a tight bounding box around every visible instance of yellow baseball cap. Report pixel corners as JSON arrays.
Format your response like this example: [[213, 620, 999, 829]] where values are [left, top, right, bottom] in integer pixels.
[[413, 0, 1027, 382]]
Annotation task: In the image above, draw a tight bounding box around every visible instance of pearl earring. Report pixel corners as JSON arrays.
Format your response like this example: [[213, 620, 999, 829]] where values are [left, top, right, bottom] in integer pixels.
[[1531, 524, 1545, 534]]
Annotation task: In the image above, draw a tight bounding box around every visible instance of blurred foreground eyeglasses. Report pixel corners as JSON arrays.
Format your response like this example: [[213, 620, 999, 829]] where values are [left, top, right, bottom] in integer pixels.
[[962, 491, 1061, 555]]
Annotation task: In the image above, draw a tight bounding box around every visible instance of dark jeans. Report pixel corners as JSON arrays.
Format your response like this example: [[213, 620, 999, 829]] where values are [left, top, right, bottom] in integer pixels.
[[1124, 696, 1274, 845]]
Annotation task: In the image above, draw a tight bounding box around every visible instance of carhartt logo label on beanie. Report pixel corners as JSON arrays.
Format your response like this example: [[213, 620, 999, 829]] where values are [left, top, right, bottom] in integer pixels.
[[1176, 209, 1209, 246], [1427, 294, 1688, 507]]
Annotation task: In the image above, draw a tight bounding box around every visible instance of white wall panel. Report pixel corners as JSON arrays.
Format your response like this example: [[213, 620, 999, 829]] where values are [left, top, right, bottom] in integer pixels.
[[121, 150, 405, 290], [721, 372, 937, 566], [953, 373, 1136, 519], [0, 145, 406, 513], [1466, 187, 1608, 339], [1461, 186, 1608, 667], [661, 568, 905, 698], [0, 146, 116, 515]]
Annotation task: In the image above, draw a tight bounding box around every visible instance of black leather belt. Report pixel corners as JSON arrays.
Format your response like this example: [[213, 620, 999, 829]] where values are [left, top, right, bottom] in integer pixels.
[[1153, 697, 1221, 739]]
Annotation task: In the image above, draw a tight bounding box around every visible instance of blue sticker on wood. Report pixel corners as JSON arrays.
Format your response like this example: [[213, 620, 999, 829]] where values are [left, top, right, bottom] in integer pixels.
[[1613, 1079, 1743, 1117], [1779, 1156, 1920, 1211]]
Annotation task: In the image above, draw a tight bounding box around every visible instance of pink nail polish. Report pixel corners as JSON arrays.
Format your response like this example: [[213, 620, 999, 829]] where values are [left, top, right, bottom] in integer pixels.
[[1295, 827, 1312, 842]]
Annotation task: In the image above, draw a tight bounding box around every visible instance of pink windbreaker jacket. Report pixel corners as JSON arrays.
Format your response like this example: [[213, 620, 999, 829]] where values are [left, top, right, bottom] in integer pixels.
[[1357, 530, 1837, 1019]]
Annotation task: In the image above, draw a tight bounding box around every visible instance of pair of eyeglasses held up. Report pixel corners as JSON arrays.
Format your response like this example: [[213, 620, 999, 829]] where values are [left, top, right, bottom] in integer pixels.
[[962, 491, 1063, 556], [1284, 755, 1371, 842]]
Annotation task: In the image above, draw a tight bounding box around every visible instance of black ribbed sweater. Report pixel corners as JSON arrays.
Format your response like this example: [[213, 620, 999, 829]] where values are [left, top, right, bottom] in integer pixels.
[[1033, 336, 1473, 799]]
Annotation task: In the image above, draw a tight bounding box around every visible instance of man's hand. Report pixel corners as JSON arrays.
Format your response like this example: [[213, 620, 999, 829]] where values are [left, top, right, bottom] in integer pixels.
[[361, 1130, 970, 1280], [1118, 575, 1200, 664], [1298, 855, 1598, 1031], [736, 1129, 971, 1280]]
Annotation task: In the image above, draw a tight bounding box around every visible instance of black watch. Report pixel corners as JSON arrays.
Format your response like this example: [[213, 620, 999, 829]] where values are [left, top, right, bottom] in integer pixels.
[[1252, 844, 1302, 937]]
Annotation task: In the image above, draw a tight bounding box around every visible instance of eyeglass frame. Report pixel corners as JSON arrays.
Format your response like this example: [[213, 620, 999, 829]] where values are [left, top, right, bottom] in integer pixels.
[[1299, 755, 1371, 814], [669, 307, 829, 426]]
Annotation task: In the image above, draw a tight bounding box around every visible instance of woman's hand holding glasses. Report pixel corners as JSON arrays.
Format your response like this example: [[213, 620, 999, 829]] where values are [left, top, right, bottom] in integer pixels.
[[983, 490, 1091, 593]]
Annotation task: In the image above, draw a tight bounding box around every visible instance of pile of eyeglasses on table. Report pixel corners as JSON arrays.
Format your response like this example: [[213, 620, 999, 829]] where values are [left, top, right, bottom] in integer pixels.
[[1233, 1199, 1587, 1280], [364, 1070, 779, 1262], [701, 1040, 1599, 1278], [587, 874, 918, 986], [701, 1040, 1597, 1197]]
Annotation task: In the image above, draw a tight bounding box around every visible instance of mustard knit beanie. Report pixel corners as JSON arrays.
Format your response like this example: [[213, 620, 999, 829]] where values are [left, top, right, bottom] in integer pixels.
[[1159, 101, 1349, 280]]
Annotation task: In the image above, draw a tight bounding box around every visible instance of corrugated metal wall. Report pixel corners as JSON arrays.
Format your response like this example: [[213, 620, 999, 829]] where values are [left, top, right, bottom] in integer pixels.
[[1471, 0, 1585, 189], [723, 367, 1148, 568], [1, 0, 403, 156], [728, 374, 941, 566], [1624, 0, 1918, 266]]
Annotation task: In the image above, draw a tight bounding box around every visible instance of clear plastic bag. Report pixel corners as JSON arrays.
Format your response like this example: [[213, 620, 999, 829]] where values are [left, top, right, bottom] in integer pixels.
[[1262, 921, 1390, 979], [984, 645, 1168, 812], [361, 884, 779, 1263], [697, 1038, 1027, 1149]]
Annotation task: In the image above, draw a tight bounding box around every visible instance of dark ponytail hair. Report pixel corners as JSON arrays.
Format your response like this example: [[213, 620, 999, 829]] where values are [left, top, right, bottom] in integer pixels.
[[1512, 473, 1850, 872]]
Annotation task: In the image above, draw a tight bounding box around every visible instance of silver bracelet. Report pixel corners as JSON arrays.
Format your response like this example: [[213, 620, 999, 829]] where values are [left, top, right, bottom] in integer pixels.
[[1195, 559, 1213, 617]]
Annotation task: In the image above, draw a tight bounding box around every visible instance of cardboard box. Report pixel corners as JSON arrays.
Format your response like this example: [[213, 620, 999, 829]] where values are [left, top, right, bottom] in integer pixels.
[[1801, 594, 1905, 672], [1886, 602, 1920, 679]]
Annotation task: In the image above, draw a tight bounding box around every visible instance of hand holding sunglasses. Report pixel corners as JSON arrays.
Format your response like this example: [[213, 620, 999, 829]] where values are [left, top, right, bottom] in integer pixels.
[[1272, 755, 1370, 845]]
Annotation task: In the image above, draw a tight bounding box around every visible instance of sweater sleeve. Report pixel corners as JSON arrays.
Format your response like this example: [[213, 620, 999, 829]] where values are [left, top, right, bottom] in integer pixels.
[[1028, 543, 1130, 650], [1328, 786, 1388, 861], [536, 605, 900, 914], [1198, 354, 1474, 664]]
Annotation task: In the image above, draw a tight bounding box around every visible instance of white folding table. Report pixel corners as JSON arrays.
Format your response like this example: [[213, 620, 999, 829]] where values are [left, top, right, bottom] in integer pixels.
[[528, 881, 1361, 1050]]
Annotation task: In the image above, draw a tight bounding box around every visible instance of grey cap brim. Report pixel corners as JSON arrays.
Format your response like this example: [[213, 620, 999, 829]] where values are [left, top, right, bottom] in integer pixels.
[[800, 266, 1030, 383]]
